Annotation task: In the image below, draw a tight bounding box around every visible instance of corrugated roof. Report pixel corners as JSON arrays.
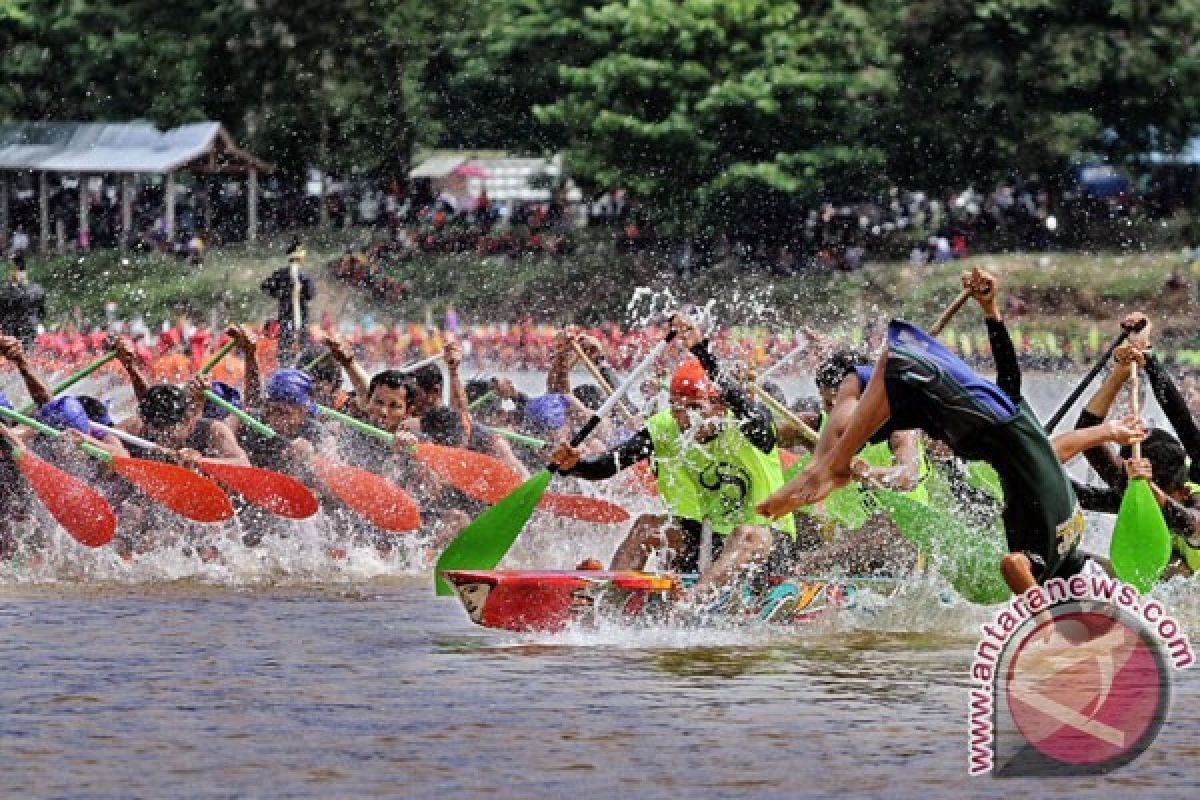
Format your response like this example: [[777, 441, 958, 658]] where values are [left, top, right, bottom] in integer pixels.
[[409, 155, 467, 179], [0, 121, 271, 173]]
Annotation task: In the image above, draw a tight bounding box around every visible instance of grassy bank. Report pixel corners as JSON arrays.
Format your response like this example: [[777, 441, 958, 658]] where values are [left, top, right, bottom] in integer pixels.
[[23, 231, 1199, 348]]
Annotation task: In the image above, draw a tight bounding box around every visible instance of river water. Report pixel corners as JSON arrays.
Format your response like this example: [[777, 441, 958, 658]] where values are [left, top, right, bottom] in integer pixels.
[[2, 369, 1198, 798]]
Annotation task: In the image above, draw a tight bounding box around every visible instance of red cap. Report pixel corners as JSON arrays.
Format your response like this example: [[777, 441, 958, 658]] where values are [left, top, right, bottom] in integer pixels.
[[669, 359, 718, 400]]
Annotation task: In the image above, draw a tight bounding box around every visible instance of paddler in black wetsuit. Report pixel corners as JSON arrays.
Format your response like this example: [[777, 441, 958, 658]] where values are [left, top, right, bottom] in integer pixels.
[[759, 268, 1098, 598], [1069, 319, 1200, 578], [551, 313, 797, 610]]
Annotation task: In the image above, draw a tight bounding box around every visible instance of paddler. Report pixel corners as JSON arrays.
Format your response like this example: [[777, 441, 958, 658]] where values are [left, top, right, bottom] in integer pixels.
[[778, 349, 926, 577], [1070, 326, 1200, 578], [0, 391, 33, 560], [550, 312, 797, 610], [757, 268, 1091, 597]]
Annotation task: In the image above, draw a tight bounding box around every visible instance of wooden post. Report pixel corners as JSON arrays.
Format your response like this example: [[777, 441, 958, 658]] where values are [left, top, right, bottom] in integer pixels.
[[38, 171, 50, 253], [121, 173, 134, 250], [78, 173, 89, 251], [247, 167, 258, 242], [164, 171, 176, 242]]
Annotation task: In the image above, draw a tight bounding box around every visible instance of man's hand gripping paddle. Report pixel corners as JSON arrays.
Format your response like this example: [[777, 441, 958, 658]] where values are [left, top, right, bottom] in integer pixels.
[[1110, 361, 1171, 591]]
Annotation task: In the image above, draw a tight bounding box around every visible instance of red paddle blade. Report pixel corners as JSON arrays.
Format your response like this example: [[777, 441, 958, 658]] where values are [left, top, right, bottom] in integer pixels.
[[14, 450, 116, 547], [537, 492, 630, 524], [413, 443, 522, 503], [311, 456, 421, 532], [199, 460, 319, 520], [110, 457, 235, 522]]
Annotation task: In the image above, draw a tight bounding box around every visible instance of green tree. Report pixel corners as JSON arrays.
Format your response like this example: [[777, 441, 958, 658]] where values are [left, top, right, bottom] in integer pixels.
[[426, 0, 605, 152], [885, 0, 1200, 191], [535, 0, 896, 234]]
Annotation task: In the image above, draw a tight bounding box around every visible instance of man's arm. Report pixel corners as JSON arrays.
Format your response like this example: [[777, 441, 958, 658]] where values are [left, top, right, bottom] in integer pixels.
[[555, 429, 654, 480], [1144, 352, 1200, 481], [227, 325, 262, 408], [546, 331, 573, 395], [113, 336, 152, 401], [325, 335, 370, 402], [199, 420, 251, 466], [963, 268, 1021, 403], [1075, 358, 1135, 488], [690, 338, 776, 453], [443, 340, 472, 437], [0, 335, 51, 407], [1071, 478, 1123, 515], [860, 429, 922, 491], [1053, 416, 1144, 465]]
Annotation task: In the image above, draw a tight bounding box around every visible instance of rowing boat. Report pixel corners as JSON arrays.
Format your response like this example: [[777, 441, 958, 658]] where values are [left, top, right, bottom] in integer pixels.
[[441, 569, 903, 632]]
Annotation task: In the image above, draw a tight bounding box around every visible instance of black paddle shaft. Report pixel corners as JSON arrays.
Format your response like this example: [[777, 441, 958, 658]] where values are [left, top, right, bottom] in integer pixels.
[[1043, 318, 1147, 434]]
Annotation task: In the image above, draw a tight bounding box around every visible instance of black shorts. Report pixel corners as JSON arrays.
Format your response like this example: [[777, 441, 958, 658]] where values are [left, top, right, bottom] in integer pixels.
[[676, 519, 796, 577]]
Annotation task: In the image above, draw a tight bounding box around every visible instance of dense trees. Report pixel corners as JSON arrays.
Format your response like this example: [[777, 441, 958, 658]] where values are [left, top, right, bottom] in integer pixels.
[[2, 0, 1197, 227]]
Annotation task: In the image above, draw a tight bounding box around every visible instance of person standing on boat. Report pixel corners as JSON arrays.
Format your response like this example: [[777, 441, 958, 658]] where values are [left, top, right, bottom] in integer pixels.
[[551, 313, 796, 611], [261, 242, 315, 357]]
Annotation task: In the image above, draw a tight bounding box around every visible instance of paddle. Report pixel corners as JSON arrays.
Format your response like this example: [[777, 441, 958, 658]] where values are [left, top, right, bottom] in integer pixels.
[[435, 330, 677, 595], [570, 339, 638, 423], [1110, 362, 1172, 592], [472, 424, 631, 523], [0, 433, 116, 547], [468, 390, 496, 411], [0, 406, 235, 523], [90, 422, 319, 520], [18, 351, 118, 414], [205, 394, 420, 532], [199, 338, 238, 375], [1044, 316, 1148, 433], [930, 288, 972, 337], [315, 402, 523, 500]]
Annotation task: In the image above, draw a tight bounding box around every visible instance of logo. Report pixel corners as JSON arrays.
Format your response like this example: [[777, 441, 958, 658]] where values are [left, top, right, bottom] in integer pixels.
[[968, 574, 1193, 777], [697, 460, 751, 522]]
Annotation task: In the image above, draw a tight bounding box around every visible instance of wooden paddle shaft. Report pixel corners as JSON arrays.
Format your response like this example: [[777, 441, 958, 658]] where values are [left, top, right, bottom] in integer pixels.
[[930, 288, 972, 336], [1044, 317, 1146, 434], [569, 339, 638, 423], [1130, 362, 1142, 460], [751, 385, 819, 447]]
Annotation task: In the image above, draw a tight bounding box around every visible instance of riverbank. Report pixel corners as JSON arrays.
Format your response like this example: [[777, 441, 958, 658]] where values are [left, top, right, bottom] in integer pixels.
[[22, 231, 1200, 349]]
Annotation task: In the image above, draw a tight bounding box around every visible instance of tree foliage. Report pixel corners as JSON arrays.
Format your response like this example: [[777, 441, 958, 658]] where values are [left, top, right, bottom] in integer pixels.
[[1, 0, 1198, 224]]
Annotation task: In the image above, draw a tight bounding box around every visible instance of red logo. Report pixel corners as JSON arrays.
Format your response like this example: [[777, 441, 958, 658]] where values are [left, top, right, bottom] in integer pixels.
[[996, 603, 1170, 775]]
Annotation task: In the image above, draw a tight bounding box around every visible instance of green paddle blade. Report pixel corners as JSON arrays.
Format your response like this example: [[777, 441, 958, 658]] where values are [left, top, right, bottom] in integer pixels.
[[785, 454, 869, 529], [873, 489, 1011, 604], [434, 469, 553, 596], [819, 485, 871, 529], [1110, 478, 1172, 592], [965, 461, 1004, 501]]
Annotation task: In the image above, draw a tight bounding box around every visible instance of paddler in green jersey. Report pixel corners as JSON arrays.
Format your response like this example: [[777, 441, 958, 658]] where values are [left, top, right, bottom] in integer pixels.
[[552, 313, 796, 608]]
